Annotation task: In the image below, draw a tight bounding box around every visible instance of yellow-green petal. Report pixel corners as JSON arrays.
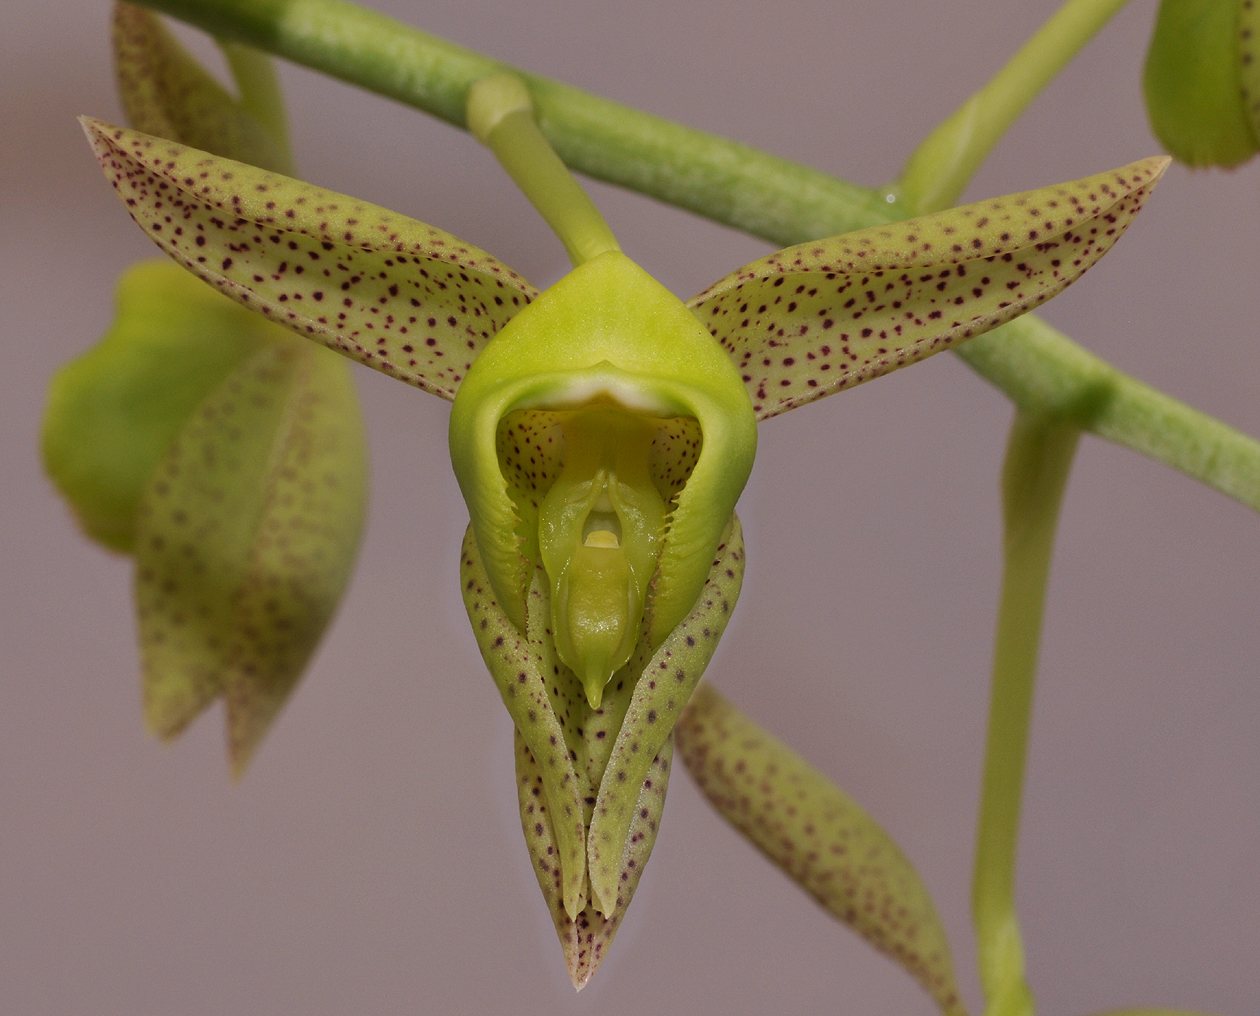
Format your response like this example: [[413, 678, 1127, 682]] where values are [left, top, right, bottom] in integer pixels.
[[137, 336, 367, 777], [676, 683, 967, 1016], [112, 1, 289, 172], [81, 119, 538, 400], [688, 158, 1168, 421]]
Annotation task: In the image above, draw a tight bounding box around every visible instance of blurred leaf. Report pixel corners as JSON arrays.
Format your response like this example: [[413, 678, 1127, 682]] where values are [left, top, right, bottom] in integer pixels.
[[688, 158, 1168, 421], [81, 119, 539, 400], [676, 683, 967, 1016], [1241, 0, 1260, 136], [1144, 0, 1258, 167], [136, 332, 367, 776], [43, 260, 272, 552], [113, 1, 289, 171]]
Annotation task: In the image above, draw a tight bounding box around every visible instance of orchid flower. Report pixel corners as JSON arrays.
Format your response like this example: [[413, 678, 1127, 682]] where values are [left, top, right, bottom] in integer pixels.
[[58, 11, 1166, 989]]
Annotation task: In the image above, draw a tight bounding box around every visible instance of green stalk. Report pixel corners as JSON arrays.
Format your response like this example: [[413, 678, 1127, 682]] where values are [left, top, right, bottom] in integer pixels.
[[891, 0, 1134, 214], [974, 413, 1080, 1016], [466, 72, 619, 267], [132, 0, 1260, 519], [220, 41, 292, 170]]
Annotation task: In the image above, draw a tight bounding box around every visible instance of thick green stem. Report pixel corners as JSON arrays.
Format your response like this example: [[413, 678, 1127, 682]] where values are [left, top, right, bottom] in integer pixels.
[[466, 73, 619, 267], [974, 413, 1079, 1016], [220, 41, 292, 170], [133, 0, 1260, 519], [891, 0, 1134, 214]]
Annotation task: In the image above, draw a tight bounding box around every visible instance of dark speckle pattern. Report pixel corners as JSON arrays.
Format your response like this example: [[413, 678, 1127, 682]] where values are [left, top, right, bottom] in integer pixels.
[[676, 683, 968, 1016], [82, 119, 539, 401], [516, 728, 672, 992], [687, 158, 1168, 421]]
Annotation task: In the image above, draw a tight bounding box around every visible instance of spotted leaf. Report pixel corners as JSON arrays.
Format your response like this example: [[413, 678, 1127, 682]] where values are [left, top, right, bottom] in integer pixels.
[[516, 727, 672, 992], [113, 2, 288, 172], [137, 334, 367, 777], [676, 683, 967, 1016], [688, 158, 1168, 421], [82, 119, 539, 400]]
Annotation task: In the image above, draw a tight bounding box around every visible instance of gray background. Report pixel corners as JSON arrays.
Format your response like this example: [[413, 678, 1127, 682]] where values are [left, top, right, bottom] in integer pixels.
[[3, 1, 1258, 1013]]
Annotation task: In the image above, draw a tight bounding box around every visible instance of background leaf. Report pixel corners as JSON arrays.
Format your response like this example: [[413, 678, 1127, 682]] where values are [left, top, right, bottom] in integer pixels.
[[136, 332, 367, 775], [676, 683, 967, 1016], [43, 260, 273, 552], [83, 119, 539, 400], [688, 158, 1167, 420], [1144, 0, 1259, 167]]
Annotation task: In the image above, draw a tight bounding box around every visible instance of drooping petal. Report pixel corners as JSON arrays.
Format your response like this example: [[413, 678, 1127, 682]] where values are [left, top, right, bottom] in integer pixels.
[[81, 119, 539, 400], [137, 332, 367, 776], [43, 260, 271, 553], [515, 727, 672, 992], [676, 683, 967, 1016], [688, 158, 1168, 421], [112, 2, 288, 172]]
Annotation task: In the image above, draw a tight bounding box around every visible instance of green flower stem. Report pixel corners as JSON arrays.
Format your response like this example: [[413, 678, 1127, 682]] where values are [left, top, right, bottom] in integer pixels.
[[219, 41, 292, 171], [890, 0, 1134, 215], [466, 72, 619, 267], [133, 0, 1260, 518], [974, 412, 1080, 1016]]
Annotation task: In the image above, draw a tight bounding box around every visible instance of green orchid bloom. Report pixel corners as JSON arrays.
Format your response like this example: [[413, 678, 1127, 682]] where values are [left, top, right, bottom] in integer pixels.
[[75, 47, 1165, 985]]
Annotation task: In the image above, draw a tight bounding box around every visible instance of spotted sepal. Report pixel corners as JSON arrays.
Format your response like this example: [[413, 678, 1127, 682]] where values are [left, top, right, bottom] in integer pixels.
[[112, 2, 289, 172], [585, 512, 744, 914], [136, 332, 367, 777], [460, 528, 588, 919], [687, 157, 1168, 421], [515, 727, 672, 992], [676, 683, 968, 1016], [81, 118, 539, 400]]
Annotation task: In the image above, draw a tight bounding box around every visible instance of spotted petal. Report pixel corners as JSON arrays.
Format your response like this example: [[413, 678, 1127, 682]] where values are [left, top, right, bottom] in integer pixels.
[[676, 683, 967, 1016], [688, 158, 1168, 421], [81, 118, 539, 400]]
